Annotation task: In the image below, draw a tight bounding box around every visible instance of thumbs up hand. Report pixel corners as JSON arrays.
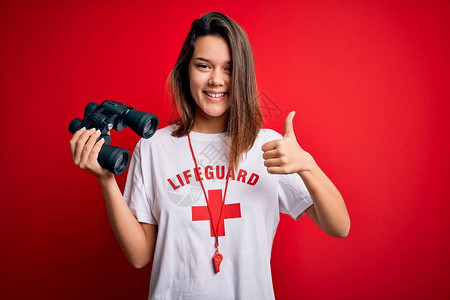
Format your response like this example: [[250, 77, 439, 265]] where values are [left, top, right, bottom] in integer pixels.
[[261, 111, 314, 174]]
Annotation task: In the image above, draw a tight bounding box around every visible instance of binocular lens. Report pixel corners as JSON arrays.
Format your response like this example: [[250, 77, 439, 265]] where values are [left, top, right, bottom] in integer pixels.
[[143, 118, 157, 136], [144, 120, 152, 134], [114, 153, 126, 172], [98, 144, 130, 175], [125, 109, 159, 139]]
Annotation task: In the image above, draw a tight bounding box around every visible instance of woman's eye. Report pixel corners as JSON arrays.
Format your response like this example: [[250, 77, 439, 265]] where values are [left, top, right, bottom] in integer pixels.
[[196, 64, 231, 73]]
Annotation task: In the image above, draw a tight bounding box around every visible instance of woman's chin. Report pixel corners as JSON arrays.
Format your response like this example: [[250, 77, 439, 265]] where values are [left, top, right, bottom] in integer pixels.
[[200, 107, 228, 118]]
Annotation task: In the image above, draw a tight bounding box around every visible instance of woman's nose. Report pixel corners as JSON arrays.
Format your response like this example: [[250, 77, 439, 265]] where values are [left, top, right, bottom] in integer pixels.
[[209, 70, 225, 86]]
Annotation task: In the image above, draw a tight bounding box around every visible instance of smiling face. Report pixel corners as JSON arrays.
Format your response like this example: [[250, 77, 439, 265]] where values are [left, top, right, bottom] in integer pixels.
[[188, 35, 232, 133]]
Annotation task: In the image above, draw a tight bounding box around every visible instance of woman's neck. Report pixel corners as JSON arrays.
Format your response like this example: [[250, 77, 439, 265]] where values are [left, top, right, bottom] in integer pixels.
[[191, 117, 226, 133], [191, 110, 227, 134]]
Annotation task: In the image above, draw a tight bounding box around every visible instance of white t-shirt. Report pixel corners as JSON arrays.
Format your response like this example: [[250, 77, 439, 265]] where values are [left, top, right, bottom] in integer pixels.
[[123, 125, 313, 300]]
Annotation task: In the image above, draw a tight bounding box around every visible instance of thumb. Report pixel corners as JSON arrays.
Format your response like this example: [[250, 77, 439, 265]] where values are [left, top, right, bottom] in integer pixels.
[[284, 111, 296, 138]]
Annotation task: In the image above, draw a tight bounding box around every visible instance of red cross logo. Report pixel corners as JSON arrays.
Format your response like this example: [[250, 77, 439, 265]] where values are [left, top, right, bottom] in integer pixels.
[[192, 189, 241, 237]]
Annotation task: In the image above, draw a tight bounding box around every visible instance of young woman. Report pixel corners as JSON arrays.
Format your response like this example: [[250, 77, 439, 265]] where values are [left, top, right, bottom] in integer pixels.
[[70, 12, 350, 300]]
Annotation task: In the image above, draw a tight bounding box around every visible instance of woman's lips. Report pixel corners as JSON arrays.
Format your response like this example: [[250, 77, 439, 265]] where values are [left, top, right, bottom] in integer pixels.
[[204, 91, 227, 102]]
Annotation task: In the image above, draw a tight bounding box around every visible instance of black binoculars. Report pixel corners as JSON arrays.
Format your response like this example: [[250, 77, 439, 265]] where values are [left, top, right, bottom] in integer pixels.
[[69, 100, 158, 174]]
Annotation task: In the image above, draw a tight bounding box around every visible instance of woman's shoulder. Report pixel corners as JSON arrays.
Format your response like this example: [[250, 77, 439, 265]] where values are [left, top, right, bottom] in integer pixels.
[[153, 123, 178, 139]]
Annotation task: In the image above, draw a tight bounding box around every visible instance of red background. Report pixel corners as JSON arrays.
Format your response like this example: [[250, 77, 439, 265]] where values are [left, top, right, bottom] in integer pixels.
[[1, 0, 449, 299]]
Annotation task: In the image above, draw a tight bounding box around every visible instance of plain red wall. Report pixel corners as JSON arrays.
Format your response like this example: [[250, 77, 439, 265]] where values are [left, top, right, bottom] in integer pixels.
[[1, 0, 449, 299]]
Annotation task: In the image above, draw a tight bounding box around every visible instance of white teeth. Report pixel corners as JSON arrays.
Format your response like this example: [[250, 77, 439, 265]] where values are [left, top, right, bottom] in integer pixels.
[[205, 92, 225, 98]]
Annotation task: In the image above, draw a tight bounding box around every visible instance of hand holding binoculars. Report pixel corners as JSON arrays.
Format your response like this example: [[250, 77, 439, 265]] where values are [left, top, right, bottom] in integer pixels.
[[69, 100, 159, 174]]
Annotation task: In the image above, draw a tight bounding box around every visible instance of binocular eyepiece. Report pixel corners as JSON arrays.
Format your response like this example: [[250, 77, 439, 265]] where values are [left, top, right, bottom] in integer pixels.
[[69, 100, 158, 174]]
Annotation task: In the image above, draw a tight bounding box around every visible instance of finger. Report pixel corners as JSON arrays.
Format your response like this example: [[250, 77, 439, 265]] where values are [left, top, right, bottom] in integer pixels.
[[261, 140, 280, 152], [86, 138, 107, 172], [263, 158, 282, 168], [69, 127, 86, 158], [80, 129, 102, 167], [262, 149, 279, 160], [73, 128, 96, 165], [284, 111, 296, 138], [90, 137, 105, 159], [266, 166, 284, 174]]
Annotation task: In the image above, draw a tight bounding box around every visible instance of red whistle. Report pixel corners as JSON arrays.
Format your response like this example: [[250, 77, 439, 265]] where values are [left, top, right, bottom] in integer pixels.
[[213, 250, 223, 273]]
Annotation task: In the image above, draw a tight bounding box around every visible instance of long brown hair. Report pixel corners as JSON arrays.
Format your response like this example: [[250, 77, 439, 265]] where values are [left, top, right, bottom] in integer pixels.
[[166, 12, 262, 171]]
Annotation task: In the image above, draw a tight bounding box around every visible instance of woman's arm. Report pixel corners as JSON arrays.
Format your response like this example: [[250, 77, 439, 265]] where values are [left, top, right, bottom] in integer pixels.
[[299, 160, 350, 238], [261, 111, 350, 238], [70, 128, 158, 268], [99, 175, 158, 268]]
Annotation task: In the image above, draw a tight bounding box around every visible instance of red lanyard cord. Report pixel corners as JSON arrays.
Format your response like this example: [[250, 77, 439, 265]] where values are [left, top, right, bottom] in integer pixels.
[[187, 133, 230, 248]]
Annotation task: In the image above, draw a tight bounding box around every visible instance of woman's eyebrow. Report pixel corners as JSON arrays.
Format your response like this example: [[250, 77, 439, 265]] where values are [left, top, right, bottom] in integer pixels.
[[194, 57, 231, 64]]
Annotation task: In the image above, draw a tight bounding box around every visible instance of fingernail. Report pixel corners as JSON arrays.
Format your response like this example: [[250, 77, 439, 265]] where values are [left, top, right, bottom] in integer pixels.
[[80, 127, 86, 131], [90, 128, 96, 131], [96, 129, 101, 134]]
